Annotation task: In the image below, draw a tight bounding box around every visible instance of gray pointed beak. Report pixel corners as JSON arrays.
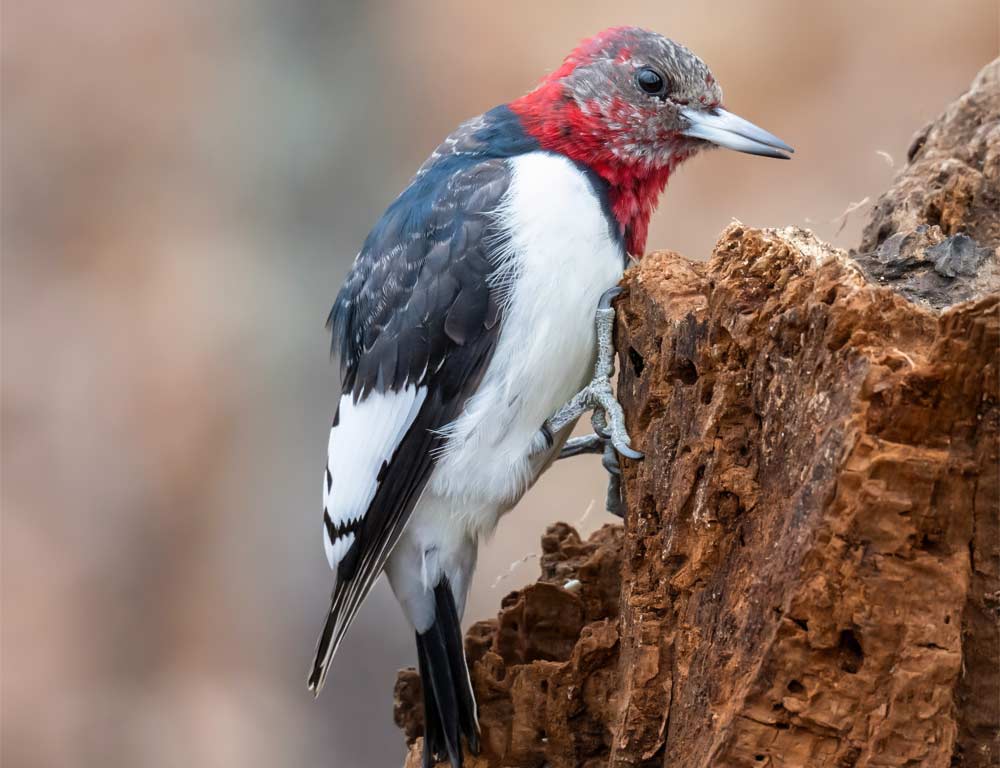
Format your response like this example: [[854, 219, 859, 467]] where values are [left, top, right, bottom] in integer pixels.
[[681, 107, 794, 159]]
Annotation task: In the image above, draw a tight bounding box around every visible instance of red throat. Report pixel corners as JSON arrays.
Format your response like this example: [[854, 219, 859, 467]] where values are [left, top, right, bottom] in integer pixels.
[[509, 80, 673, 257]]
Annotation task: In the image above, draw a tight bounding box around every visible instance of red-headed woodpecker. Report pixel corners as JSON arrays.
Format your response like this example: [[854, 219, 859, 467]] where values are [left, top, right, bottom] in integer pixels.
[[308, 26, 792, 767]]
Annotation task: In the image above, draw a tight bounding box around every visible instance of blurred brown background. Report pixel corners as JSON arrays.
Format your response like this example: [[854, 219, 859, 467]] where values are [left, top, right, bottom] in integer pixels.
[[2, 2, 996, 766]]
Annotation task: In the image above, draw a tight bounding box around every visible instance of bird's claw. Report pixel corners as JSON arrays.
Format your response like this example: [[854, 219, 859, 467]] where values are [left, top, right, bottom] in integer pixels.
[[588, 379, 643, 460], [558, 433, 604, 459], [541, 285, 642, 461], [602, 441, 624, 517], [598, 285, 622, 310]]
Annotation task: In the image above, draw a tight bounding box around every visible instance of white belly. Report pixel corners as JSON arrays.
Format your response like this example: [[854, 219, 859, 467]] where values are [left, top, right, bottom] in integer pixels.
[[426, 151, 625, 527]]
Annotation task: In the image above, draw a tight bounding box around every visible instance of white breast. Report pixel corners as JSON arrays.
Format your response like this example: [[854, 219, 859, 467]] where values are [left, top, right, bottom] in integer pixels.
[[428, 151, 625, 519]]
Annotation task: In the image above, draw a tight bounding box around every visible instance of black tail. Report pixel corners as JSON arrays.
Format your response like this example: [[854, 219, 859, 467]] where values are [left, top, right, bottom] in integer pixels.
[[414, 580, 480, 768]]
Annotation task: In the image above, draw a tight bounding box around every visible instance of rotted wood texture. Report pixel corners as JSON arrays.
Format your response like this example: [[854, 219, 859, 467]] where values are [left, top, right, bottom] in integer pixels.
[[396, 60, 999, 768]]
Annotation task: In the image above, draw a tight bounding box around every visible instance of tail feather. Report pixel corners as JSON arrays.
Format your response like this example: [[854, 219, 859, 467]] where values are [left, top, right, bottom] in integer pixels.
[[308, 507, 413, 694], [434, 583, 480, 755], [308, 572, 371, 694], [415, 641, 442, 768], [307, 584, 347, 694], [415, 580, 480, 768]]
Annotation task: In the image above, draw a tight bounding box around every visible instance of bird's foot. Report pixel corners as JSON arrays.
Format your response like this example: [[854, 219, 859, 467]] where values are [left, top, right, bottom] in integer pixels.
[[535, 285, 638, 518], [542, 286, 642, 461]]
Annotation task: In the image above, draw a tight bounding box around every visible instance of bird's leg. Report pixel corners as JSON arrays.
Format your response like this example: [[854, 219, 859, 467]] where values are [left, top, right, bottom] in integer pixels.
[[543, 286, 642, 460], [532, 286, 640, 516]]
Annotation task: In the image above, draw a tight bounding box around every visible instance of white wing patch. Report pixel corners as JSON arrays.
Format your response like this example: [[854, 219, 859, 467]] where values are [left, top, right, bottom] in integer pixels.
[[323, 385, 427, 569]]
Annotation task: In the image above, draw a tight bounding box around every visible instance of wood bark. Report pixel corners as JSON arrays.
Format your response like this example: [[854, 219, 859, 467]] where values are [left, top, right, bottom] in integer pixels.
[[395, 60, 1000, 768]]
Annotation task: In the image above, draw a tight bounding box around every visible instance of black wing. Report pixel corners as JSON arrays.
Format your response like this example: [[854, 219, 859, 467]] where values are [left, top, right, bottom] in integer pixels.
[[308, 146, 516, 693]]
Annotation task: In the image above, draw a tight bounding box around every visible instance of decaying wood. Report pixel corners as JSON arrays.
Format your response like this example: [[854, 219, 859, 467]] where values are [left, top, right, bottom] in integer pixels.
[[395, 60, 999, 768]]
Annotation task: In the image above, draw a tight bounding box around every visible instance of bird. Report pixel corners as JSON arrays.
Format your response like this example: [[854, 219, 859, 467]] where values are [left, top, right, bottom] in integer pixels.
[[308, 26, 792, 768]]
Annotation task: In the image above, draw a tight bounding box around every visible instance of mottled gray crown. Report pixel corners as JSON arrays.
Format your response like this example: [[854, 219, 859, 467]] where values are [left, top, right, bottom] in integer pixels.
[[563, 27, 723, 111]]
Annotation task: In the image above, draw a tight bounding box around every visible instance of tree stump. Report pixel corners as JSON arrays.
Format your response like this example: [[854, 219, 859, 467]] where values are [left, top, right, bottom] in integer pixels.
[[395, 60, 999, 768]]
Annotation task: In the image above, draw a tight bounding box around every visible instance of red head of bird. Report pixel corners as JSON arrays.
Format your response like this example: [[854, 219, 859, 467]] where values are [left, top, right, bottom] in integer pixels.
[[509, 26, 792, 256]]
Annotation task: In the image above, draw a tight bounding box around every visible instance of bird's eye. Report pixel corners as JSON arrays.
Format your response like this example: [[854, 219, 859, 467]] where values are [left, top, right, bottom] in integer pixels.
[[635, 67, 667, 96]]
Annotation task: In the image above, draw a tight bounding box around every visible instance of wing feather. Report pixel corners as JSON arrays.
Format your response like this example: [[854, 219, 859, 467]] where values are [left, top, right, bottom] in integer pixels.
[[308, 120, 531, 692]]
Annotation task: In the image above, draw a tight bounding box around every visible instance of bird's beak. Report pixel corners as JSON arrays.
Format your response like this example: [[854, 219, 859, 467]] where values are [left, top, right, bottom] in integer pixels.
[[680, 106, 794, 159]]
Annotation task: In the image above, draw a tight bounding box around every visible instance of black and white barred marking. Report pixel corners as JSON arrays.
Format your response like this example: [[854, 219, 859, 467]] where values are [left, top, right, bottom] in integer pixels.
[[322, 385, 426, 570]]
